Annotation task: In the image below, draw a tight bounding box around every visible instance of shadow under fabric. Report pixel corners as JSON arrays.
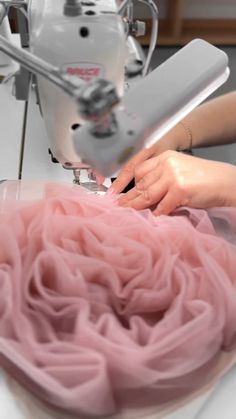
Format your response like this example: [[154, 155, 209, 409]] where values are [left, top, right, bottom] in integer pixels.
[[0, 180, 236, 418]]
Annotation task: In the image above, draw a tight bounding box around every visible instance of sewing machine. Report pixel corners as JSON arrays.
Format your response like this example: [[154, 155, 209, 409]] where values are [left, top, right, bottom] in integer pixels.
[[0, 0, 230, 190]]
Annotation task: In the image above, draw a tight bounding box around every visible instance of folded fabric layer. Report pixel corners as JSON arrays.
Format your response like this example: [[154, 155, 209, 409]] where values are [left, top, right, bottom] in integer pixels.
[[0, 181, 236, 417]]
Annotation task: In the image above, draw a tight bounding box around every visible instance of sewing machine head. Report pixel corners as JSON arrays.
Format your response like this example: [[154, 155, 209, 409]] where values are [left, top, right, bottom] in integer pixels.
[[29, 0, 128, 177], [0, 0, 230, 186]]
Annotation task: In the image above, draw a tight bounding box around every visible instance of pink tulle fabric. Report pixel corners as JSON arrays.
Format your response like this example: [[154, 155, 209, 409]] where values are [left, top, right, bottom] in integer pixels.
[[0, 181, 236, 417]]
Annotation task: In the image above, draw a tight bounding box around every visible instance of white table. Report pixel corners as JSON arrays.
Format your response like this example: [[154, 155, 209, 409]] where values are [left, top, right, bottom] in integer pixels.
[[0, 73, 236, 419]]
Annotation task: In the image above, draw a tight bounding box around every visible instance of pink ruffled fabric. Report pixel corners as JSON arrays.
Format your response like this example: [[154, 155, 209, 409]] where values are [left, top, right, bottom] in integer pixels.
[[0, 181, 236, 417]]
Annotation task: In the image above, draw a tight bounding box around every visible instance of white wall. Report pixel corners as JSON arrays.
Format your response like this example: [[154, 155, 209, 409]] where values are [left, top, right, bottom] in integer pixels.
[[134, 0, 236, 19]]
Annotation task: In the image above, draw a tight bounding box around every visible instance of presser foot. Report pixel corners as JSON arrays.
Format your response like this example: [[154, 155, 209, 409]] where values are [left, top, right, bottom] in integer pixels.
[[73, 169, 108, 195], [74, 180, 108, 195]]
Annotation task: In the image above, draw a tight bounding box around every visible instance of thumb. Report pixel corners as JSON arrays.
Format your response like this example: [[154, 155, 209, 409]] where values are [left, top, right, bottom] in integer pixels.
[[110, 166, 134, 194], [111, 148, 152, 194]]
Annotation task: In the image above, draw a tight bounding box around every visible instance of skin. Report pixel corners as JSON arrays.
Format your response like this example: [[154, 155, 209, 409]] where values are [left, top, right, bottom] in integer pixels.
[[108, 91, 236, 215], [117, 151, 236, 215]]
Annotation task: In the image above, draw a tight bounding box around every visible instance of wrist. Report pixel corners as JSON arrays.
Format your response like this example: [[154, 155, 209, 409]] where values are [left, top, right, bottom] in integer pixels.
[[162, 121, 193, 152], [177, 120, 193, 150], [150, 119, 194, 154], [152, 123, 187, 153]]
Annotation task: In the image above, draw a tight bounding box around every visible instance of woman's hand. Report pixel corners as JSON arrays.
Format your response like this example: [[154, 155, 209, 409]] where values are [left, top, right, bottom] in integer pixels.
[[117, 151, 236, 215], [111, 122, 189, 194]]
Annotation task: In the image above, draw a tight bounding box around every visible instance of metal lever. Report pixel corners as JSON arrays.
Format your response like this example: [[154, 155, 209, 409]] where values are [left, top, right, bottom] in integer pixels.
[[0, 33, 120, 124]]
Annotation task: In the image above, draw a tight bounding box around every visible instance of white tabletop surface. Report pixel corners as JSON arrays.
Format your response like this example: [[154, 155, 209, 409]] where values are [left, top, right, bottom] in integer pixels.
[[0, 68, 236, 419]]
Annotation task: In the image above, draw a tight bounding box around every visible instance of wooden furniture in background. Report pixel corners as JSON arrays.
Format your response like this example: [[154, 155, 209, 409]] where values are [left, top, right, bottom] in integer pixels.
[[7, 1, 236, 46], [139, 0, 236, 46], [8, 8, 18, 33]]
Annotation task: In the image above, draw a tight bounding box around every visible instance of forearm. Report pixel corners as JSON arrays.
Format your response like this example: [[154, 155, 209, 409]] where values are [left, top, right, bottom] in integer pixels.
[[180, 91, 236, 149]]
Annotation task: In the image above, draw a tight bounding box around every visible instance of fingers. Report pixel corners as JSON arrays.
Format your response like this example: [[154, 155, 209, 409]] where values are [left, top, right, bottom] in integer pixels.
[[118, 163, 162, 208], [119, 178, 169, 211], [136, 168, 161, 192], [110, 148, 152, 194], [110, 167, 135, 194], [134, 156, 159, 184], [153, 190, 182, 216], [134, 151, 175, 184], [119, 169, 184, 215], [120, 183, 183, 215], [118, 187, 140, 206], [116, 150, 187, 214]]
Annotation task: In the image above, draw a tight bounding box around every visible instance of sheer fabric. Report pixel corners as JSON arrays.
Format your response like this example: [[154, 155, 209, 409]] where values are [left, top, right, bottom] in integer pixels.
[[0, 181, 236, 417]]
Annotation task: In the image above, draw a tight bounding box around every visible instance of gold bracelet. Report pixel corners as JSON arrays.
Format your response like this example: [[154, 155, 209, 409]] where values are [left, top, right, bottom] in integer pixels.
[[179, 121, 193, 150]]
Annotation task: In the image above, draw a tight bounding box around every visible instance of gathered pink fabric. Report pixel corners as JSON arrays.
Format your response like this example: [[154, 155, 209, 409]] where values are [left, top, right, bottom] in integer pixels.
[[0, 181, 236, 417]]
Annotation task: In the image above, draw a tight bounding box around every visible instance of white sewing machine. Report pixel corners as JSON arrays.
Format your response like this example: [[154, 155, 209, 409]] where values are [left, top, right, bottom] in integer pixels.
[[0, 0, 230, 188]]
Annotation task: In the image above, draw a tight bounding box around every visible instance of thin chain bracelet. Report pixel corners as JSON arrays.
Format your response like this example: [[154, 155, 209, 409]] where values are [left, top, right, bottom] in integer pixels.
[[179, 121, 193, 150]]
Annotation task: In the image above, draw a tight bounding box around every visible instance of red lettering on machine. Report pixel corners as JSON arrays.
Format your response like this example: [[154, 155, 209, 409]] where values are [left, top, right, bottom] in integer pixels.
[[65, 63, 104, 82]]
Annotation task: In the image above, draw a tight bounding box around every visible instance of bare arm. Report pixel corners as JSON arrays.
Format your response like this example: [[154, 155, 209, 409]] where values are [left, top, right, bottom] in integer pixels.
[[179, 91, 236, 149]]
